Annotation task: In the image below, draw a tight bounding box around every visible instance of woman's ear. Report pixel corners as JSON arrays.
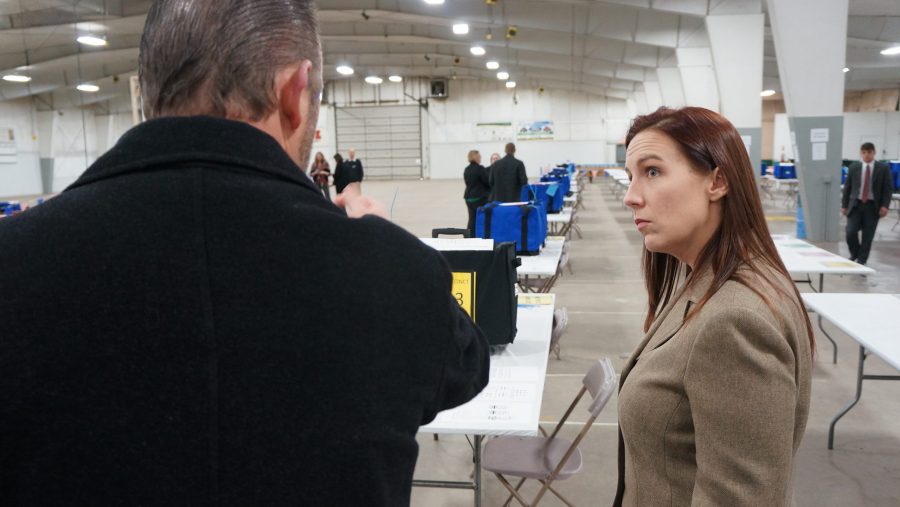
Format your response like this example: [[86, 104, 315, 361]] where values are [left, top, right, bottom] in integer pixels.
[[708, 167, 729, 202]]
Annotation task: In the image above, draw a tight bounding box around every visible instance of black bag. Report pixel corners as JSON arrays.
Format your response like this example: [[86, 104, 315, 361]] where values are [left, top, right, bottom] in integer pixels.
[[437, 242, 520, 346]]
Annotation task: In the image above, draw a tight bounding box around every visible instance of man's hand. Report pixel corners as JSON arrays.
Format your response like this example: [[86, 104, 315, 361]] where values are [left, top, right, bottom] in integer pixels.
[[841, 208, 847, 216], [333, 183, 389, 219], [880, 206, 889, 218]]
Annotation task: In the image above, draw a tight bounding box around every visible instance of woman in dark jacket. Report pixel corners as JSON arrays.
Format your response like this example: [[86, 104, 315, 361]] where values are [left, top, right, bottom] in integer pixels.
[[310, 151, 331, 200], [463, 150, 491, 237]]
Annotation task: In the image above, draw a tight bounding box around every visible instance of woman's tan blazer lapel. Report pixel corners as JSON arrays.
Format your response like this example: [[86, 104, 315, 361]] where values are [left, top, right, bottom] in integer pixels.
[[619, 269, 715, 386]]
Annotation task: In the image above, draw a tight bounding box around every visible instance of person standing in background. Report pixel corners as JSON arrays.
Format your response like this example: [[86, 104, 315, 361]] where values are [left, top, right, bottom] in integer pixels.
[[489, 143, 527, 202], [346, 148, 364, 189], [309, 151, 331, 200], [487, 152, 501, 182], [333, 153, 350, 194], [463, 150, 490, 237], [841, 142, 894, 266]]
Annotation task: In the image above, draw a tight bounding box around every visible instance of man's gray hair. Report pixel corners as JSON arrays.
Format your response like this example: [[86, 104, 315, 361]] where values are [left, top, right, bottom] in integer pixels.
[[139, 0, 321, 121]]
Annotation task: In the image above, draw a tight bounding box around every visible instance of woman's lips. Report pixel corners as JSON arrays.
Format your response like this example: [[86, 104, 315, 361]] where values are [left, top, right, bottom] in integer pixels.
[[635, 219, 650, 231]]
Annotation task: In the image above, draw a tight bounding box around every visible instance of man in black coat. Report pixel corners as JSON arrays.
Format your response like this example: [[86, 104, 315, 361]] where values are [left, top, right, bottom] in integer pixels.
[[0, 1, 490, 505], [841, 142, 894, 265], [489, 142, 528, 202]]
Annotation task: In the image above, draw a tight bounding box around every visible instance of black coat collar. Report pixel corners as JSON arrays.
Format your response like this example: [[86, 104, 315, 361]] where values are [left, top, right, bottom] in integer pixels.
[[67, 116, 320, 195]]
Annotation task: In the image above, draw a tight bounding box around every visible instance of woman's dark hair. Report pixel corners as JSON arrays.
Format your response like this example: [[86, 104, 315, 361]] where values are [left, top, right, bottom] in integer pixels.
[[626, 106, 814, 355]]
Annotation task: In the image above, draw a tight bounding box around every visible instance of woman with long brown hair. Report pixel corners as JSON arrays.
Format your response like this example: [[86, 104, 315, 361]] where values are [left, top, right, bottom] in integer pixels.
[[614, 107, 814, 506], [309, 151, 331, 199]]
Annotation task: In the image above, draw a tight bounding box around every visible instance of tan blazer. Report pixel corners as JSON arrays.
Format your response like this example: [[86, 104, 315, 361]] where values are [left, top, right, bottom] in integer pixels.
[[613, 263, 811, 506]]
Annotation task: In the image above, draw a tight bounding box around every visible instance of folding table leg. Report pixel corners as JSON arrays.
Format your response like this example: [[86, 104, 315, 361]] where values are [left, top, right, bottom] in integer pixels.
[[474, 435, 482, 507], [828, 346, 900, 449]]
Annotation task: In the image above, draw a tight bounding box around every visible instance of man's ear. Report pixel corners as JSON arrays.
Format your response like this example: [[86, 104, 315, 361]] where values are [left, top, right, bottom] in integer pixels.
[[277, 61, 312, 131], [708, 167, 729, 202]]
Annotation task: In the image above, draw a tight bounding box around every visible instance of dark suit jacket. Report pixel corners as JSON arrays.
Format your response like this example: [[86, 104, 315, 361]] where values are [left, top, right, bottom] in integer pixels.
[[0, 116, 490, 506], [842, 160, 893, 211], [463, 162, 490, 200], [489, 154, 528, 202]]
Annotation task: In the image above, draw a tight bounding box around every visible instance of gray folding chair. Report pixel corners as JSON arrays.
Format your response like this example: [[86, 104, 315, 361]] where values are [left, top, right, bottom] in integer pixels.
[[482, 357, 618, 506], [561, 241, 574, 275], [550, 307, 568, 360]]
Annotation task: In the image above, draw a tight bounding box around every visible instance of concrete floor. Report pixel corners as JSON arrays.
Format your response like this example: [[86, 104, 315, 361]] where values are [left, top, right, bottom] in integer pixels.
[[357, 177, 900, 507]]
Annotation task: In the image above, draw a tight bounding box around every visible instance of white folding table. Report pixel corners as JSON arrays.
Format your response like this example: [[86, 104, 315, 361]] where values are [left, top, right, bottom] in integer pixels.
[[547, 209, 573, 236], [773, 235, 875, 363], [801, 293, 900, 449], [414, 294, 555, 506], [517, 237, 565, 292]]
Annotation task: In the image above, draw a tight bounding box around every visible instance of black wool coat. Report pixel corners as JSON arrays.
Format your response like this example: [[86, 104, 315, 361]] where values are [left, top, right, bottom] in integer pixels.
[[0, 116, 490, 507], [463, 162, 490, 200], [489, 154, 528, 202]]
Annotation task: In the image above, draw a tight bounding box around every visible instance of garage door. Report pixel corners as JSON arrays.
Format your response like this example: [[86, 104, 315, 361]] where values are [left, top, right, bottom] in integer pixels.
[[335, 105, 423, 180]]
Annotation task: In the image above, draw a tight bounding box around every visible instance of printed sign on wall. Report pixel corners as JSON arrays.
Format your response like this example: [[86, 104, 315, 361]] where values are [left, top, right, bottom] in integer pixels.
[[517, 120, 554, 141]]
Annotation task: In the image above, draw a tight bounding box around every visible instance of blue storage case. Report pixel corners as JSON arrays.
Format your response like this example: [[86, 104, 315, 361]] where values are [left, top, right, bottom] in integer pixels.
[[774, 163, 796, 179], [841, 166, 848, 185], [890, 161, 900, 190], [475, 202, 544, 255], [522, 183, 565, 213], [541, 173, 571, 196]]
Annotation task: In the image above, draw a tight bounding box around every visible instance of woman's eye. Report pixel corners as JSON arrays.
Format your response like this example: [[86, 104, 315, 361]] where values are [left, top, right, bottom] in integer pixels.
[[647, 167, 660, 177]]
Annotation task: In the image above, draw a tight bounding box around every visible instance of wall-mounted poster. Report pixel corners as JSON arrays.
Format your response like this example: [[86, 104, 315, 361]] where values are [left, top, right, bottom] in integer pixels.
[[0, 128, 16, 164], [475, 122, 514, 142], [517, 120, 554, 141]]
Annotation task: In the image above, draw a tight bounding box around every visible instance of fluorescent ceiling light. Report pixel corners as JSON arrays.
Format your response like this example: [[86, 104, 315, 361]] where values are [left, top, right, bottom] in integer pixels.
[[470, 46, 486, 56], [842, 67, 850, 73], [486, 61, 499, 70], [760, 89, 776, 97], [365, 76, 383, 85], [453, 23, 469, 35], [336, 65, 354, 75], [388, 75, 402, 82], [423, 0, 444, 4], [2, 74, 32, 83], [880, 46, 900, 56], [505, 81, 516, 89], [76, 83, 100, 92], [497, 71, 509, 80], [76, 35, 107, 46]]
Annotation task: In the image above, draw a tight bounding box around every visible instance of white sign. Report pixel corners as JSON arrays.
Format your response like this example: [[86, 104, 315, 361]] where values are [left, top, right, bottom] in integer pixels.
[[810, 128, 829, 143], [812, 142, 828, 161], [740, 135, 752, 151]]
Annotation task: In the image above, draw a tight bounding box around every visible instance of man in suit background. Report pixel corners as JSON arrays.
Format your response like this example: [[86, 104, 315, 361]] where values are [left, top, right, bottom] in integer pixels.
[[489, 142, 528, 202], [841, 142, 894, 265], [345, 147, 364, 187]]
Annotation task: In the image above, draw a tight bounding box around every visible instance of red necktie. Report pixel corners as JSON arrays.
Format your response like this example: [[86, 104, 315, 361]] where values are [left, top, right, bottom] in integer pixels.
[[861, 164, 870, 203]]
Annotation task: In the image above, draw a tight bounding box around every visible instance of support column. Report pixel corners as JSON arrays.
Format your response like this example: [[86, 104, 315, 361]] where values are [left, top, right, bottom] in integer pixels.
[[767, 0, 849, 242], [707, 4, 764, 183], [676, 47, 719, 111], [644, 80, 663, 111], [35, 111, 55, 194], [656, 67, 685, 108]]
